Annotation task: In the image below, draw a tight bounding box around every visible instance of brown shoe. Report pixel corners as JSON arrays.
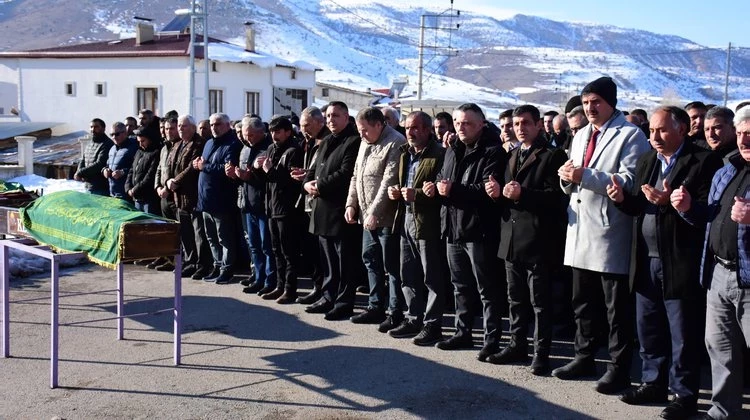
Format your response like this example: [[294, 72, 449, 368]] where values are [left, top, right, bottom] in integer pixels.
[[261, 288, 284, 300], [276, 291, 298, 304]]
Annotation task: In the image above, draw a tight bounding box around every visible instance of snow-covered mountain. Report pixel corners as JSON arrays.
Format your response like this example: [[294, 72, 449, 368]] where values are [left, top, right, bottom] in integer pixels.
[[1, 0, 748, 114]]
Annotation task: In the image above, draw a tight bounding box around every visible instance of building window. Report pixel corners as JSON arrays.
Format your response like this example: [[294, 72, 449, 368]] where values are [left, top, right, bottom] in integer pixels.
[[65, 82, 76, 96], [245, 91, 260, 115], [321, 88, 329, 98], [209, 89, 224, 114], [95, 82, 106, 97], [136, 87, 158, 115], [290, 70, 296, 80], [211, 61, 218, 72], [273, 87, 308, 116]]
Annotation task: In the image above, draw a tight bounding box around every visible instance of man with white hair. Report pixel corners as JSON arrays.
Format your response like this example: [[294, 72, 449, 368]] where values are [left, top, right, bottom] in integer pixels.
[[382, 106, 405, 136], [192, 113, 242, 284], [672, 105, 750, 419], [164, 115, 210, 278]]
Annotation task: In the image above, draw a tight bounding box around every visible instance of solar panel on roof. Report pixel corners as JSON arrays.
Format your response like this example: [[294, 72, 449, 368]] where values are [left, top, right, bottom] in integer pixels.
[[161, 15, 190, 33]]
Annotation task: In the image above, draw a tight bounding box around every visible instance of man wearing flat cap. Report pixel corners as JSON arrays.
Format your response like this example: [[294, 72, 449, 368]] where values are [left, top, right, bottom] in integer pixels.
[[555, 76, 650, 394]]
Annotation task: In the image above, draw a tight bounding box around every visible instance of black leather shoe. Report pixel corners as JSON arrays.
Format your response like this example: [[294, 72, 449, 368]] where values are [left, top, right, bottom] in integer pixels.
[[214, 271, 236, 284], [477, 342, 501, 362], [180, 264, 197, 278], [551, 358, 597, 380], [435, 334, 474, 351], [240, 277, 253, 286], [413, 324, 443, 346], [487, 345, 529, 364], [191, 266, 211, 280], [147, 257, 168, 269], [202, 267, 222, 282], [378, 312, 404, 333], [242, 281, 264, 294], [324, 305, 353, 321], [659, 395, 697, 420], [256, 285, 276, 296], [530, 353, 551, 376], [594, 369, 631, 394], [261, 288, 284, 300], [389, 319, 423, 338], [275, 291, 297, 304], [296, 288, 322, 305], [305, 299, 333, 314], [155, 262, 175, 272], [350, 308, 386, 324], [620, 383, 668, 405]]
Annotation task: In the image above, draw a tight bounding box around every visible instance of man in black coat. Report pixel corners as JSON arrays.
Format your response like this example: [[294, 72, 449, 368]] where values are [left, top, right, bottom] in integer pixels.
[[303, 101, 362, 320], [425, 103, 506, 361], [607, 106, 723, 419], [256, 116, 304, 304], [484, 104, 568, 375]]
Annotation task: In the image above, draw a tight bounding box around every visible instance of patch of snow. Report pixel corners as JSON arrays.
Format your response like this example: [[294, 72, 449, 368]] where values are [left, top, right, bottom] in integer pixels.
[[8, 174, 88, 195]]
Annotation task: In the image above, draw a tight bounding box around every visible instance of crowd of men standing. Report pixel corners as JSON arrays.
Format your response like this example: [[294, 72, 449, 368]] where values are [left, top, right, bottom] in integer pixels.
[[73, 76, 750, 420]]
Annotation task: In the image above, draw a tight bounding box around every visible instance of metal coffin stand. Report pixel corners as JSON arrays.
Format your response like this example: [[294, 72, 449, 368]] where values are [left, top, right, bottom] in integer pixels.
[[0, 220, 182, 388]]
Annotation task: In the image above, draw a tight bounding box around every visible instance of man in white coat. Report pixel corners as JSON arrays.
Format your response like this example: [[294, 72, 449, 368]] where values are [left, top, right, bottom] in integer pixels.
[[554, 77, 650, 394]]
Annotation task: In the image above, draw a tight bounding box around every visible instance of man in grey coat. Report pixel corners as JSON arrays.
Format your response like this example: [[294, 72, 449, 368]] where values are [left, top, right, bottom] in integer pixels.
[[554, 77, 650, 394]]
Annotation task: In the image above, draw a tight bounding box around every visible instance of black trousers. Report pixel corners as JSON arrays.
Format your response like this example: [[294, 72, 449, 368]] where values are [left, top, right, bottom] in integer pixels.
[[319, 227, 360, 309], [269, 215, 302, 292], [571, 267, 633, 371], [505, 260, 552, 354]]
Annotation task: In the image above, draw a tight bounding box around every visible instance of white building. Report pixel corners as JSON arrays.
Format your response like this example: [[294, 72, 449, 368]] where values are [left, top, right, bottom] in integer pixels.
[[0, 24, 317, 135]]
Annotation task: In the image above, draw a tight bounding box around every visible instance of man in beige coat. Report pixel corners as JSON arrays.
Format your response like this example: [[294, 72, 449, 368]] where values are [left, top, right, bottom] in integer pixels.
[[345, 107, 407, 331]]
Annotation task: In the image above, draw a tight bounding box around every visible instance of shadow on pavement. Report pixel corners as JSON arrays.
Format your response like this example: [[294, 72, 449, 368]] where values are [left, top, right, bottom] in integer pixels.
[[263, 345, 594, 419], [98, 295, 340, 342]]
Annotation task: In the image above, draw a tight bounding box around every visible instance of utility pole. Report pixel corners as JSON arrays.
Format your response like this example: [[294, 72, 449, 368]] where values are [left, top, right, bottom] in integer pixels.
[[724, 42, 731, 107], [186, 0, 209, 119], [417, 1, 460, 100]]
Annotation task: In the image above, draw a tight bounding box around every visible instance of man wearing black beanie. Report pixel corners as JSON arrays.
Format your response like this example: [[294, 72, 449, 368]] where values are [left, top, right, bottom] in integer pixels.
[[554, 76, 650, 395]]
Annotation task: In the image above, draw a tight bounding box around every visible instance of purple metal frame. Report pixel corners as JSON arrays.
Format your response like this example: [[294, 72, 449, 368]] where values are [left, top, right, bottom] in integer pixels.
[[0, 238, 182, 388]]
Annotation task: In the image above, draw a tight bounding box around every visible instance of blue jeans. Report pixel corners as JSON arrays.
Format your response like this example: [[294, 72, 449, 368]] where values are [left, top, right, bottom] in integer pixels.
[[202, 211, 236, 273], [242, 211, 276, 287], [705, 262, 750, 420], [400, 212, 445, 326], [362, 226, 404, 313]]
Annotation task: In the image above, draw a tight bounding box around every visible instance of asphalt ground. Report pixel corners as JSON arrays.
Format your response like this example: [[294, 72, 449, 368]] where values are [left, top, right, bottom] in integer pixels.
[[1, 263, 747, 419]]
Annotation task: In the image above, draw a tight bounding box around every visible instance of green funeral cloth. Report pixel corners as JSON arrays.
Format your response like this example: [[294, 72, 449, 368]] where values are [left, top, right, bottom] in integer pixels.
[[20, 190, 160, 268], [0, 180, 25, 194]]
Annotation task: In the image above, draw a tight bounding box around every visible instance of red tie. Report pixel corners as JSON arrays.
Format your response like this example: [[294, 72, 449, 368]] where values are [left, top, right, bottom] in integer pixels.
[[583, 129, 600, 168]]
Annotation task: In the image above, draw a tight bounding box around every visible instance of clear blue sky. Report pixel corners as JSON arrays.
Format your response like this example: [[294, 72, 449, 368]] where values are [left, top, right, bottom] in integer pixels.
[[460, 0, 745, 47]]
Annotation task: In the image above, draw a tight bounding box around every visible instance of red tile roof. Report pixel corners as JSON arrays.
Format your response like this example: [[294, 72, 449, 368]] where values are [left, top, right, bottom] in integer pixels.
[[0, 34, 223, 59]]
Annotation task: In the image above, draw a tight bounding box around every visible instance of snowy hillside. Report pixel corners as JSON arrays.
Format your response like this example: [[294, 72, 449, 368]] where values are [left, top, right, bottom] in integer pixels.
[[0, 0, 748, 114]]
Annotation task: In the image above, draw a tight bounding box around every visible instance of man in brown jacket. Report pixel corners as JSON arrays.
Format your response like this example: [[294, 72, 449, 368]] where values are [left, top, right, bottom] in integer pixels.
[[167, 115, 210, 279]]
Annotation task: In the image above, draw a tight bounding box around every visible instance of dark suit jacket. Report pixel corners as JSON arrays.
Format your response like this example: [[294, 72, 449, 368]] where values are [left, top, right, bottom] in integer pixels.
[[498, 140, 569, 264], [616, 141, 723, 299], [306, 123, 361, 237]]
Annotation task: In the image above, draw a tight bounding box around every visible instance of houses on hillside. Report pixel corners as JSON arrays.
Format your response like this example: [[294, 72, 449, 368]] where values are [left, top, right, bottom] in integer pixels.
[[0, 22, 317, 135]]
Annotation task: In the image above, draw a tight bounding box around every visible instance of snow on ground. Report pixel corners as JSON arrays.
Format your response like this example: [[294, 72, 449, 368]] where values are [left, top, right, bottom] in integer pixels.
[[8, 248, 88, 279], [5, 175, 90, 278], [8, 174, 88, 195]]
